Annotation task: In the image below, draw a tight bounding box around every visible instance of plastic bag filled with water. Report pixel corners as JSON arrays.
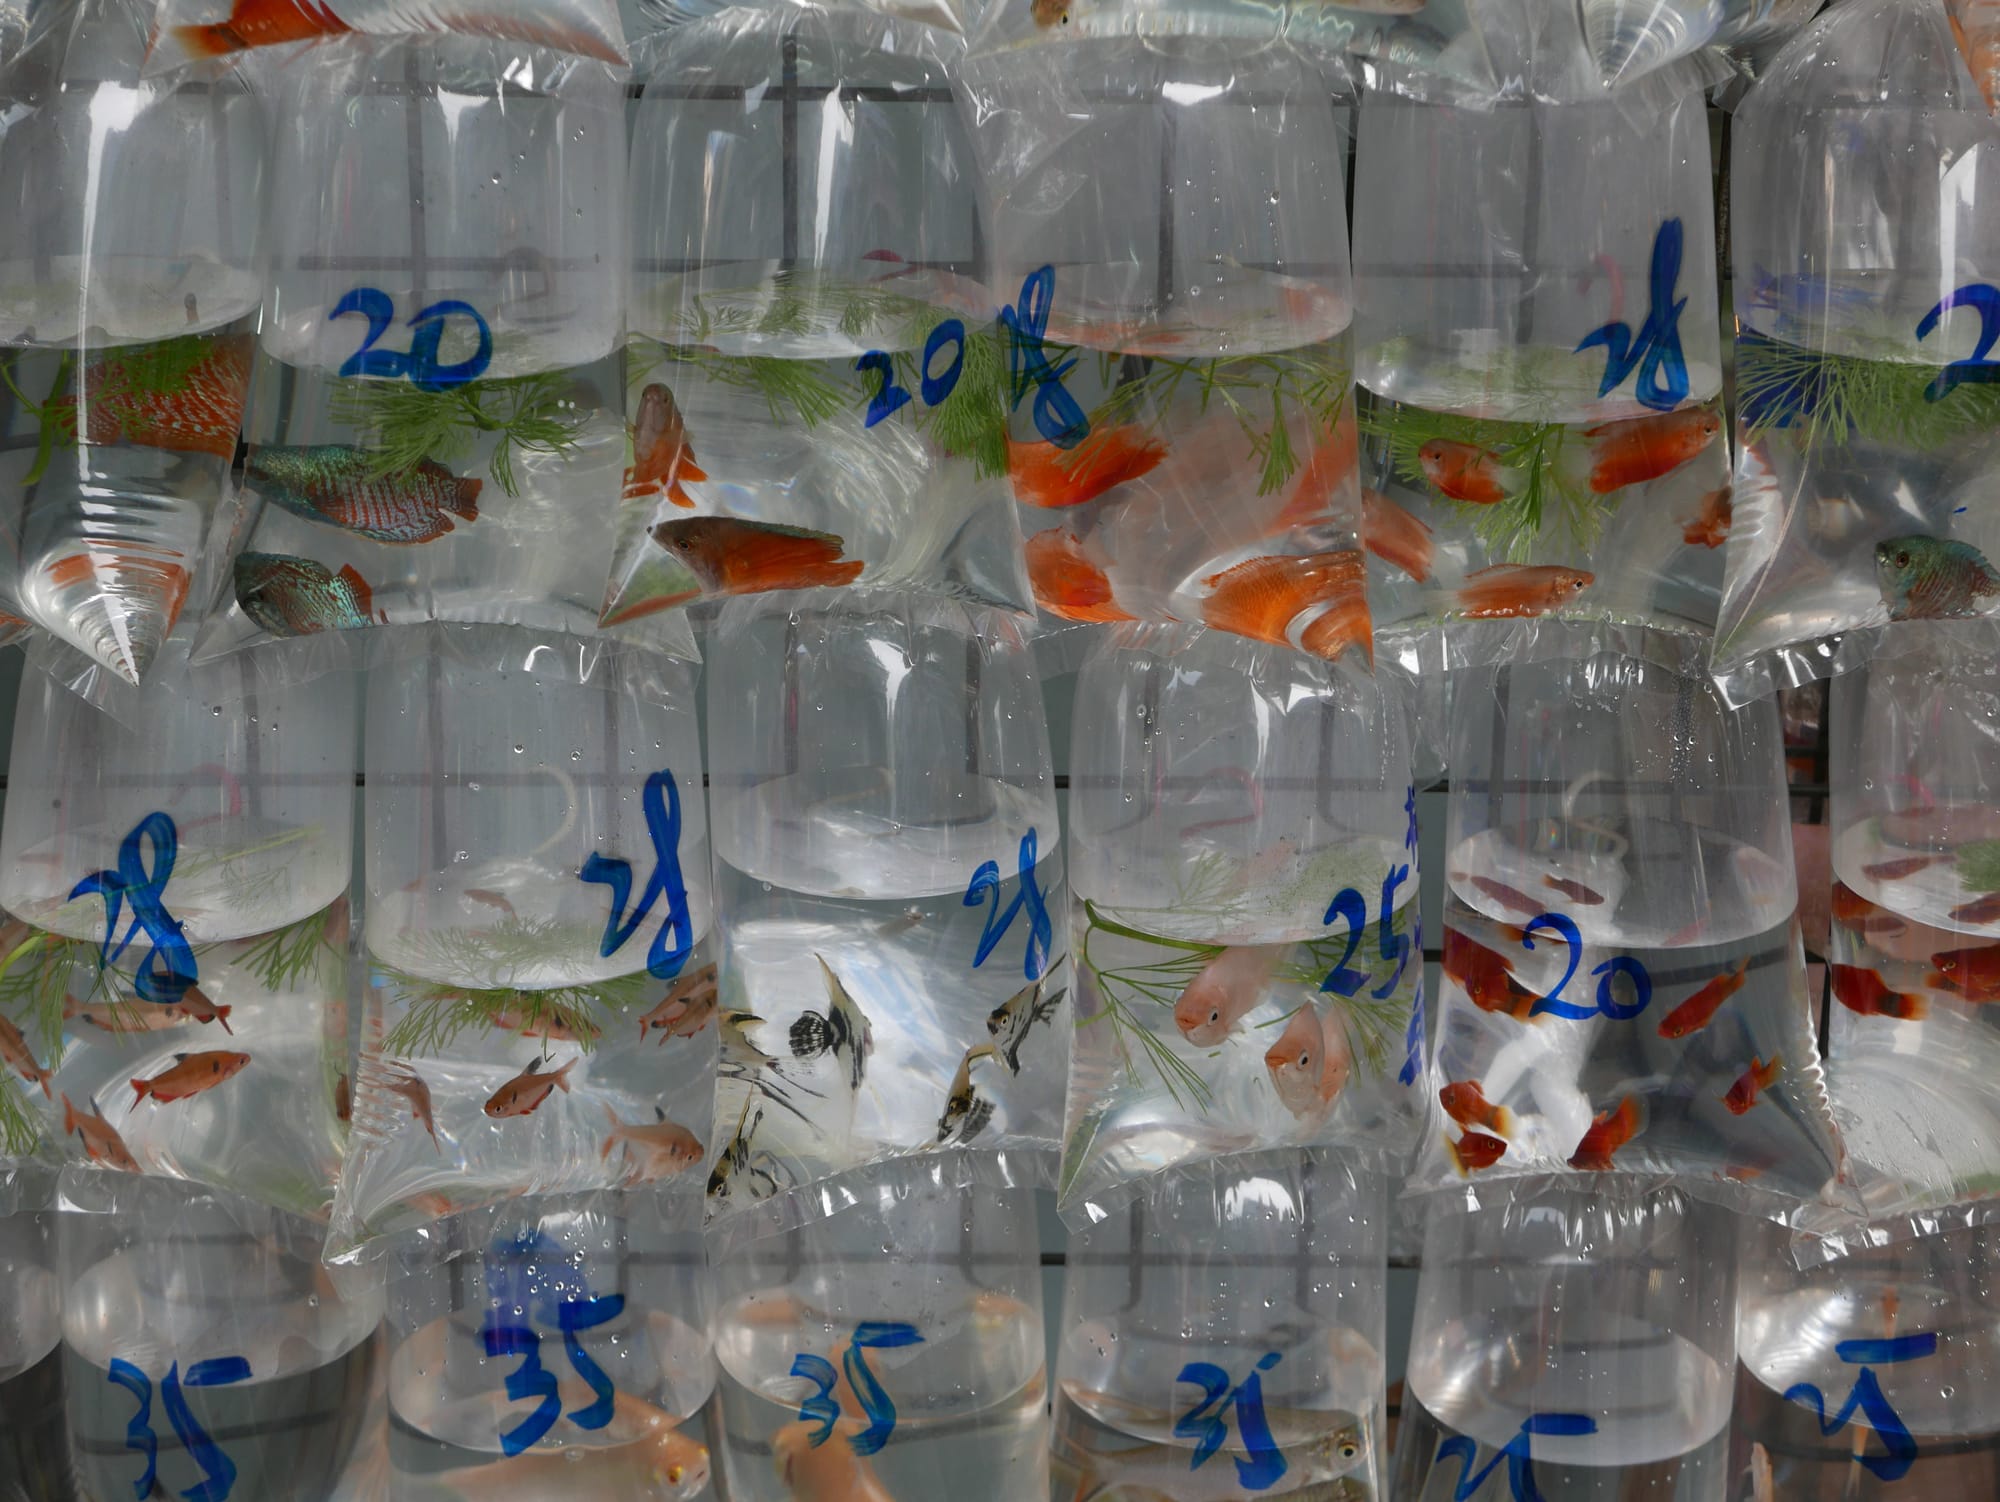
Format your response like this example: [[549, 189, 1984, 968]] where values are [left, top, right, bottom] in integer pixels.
[[328, 625, 715, 1264], [958, 14, 1374, 665], [1712, 0, 2000, 708], [1060, 623, 1423, 1220], [0, 647, 355, 1223], [608, 2, 1030, 629], [192, 33, 695, 666], [1351, 0, 1730, 679], [1393, 1179, 1737, 1499], [1406, 634, 1855, 1228], [145, 0, 627, 70], [702, 591, 1066, 1232], [1052, 1151, 1387, 1502], [707, 1157, 1045, 1500], [0, 0, 264, 686], [0, 1201, 77, 1502], [380, 1190, 715, 1501], [1578, 0, 1819, 91]]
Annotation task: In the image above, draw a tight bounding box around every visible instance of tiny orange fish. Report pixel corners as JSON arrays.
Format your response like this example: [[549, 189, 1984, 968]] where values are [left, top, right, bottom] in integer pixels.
[[1439, 1080, 1512, 1136], [1420, 439, 1517, 505], [1723, 1053, 1783, 1115], [1007, 426, 1166, 509], [62, 1094, 140, 1172], [465, 888, 517, 920], [1542, 875, 1605, 905], [1362, 487, 1435, 583], [1466, 874, 1544, 917], [626, 383, 708, 508], [1949, 889, 2000, 926], [1582, 407, 1722, 495], [1455, 564, 1594, 620], [646, 516, 865, 609], [1446, 1130, 1507, 1175], [1861, 856, 1934, 882], [0, 1013, 51, 1098], [131, 1050, 250, 1104], [638, 962, 719, 1044], [1024, 528, 1133, 623], [334, 1072, 351, 1123], [164, 984, 232, 1035], [1568, 1096, 1642, 1170], [483, 1053, 577, 1118], [1657, 957, 1750, 1039], [175, 0, 351, 56], [1174, 946, 1280, 1047], [385, 1067, 441, 1148], [1925, 946, 2000, 1003], [1201, 549, 1367, 658], [1265, 416, 1358, 535], [1263, 1004, 1352, 1118], [1681, 487, 1733, 548]]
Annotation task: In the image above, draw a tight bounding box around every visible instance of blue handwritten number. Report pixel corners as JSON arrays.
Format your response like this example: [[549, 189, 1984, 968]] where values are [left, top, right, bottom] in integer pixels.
[[1435, 1413, 1598, 1502], [579, 768, 693, 981], [964, 828, 1053, 982], [921, 320, 966, 407], [107, 1359, 157, 1501], [794, 1321, 924, 1456], [1374, 865, 1412, 1001], [72, 811, 198, 1008], [1916, 283, 2000, 401], [556, 1294, 626, 1432], [1590, 955, 1651, 1021], [1783, 1332, 1936, 1482], [1514, 914, 1655, 1023], [482, 1322, 562, 1457], [1401, 911, 1427, 1086], [1575, 219, 1690, 412], [855, 351, 913, 428], [999, 266, 1090, 449], [1175, 1354, 1288, 1491], [333, 286, 493, 391], [1319, 888, 1368, 998], [107, 1356, 251, 1502]]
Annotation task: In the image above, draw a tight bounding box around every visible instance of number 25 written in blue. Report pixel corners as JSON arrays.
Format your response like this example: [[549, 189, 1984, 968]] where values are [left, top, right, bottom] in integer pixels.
[[107, 1355, 252, 1502], [1320, 866, 1426, 1084], [333, 286, 493, 392]]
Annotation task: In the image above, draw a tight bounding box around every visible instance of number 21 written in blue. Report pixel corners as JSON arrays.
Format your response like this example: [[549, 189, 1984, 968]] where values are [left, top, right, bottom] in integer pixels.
[[107, 1355, 252, 1502]]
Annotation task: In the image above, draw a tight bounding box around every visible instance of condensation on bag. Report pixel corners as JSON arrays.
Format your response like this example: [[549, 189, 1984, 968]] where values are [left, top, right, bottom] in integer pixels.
[[145, 0, 627, 71]]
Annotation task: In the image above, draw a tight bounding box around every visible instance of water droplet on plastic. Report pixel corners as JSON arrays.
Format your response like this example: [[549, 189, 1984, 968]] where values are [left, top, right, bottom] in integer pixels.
[[513, 743, 526, 754]]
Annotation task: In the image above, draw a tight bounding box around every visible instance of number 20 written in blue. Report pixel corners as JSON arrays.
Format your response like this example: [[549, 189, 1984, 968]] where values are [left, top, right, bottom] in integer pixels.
[[1509, 912, 1652, 1022], [856, 320, 966, 427], [333, 286, 493, 392]]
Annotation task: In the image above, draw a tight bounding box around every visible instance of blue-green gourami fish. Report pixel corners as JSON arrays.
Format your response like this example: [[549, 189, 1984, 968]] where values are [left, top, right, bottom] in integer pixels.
[[234, 552, 381, 636], [248, 443, 481, 543], [1877, 534, 2000, 620]]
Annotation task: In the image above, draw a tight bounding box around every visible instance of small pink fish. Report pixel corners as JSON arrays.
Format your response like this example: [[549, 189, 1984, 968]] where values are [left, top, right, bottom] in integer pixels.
[[62, 1094, 139, 1172], [601, 1106, 704, 1185], [638, 962, 719, 1044], [384, 1068, 440, 1147], [483, 1054, 577, 1119], [465, 888, 517, 920], [1263, 1004, 1351, 1117], [0, 1013, 52, 1098], [1173, 947, 1282, 1047]]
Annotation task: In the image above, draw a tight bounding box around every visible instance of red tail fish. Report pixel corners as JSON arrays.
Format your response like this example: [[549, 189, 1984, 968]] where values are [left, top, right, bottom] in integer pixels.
[[62, 1094, 140, 1172], [1582, 408, 1721, 494], [1442, 927, 1537, 1022], [132, 1050, 250, 1103], [1568, 1097, 1642, 1170], [649, 516, 865, 606], [1446, 1130, 1507, 1175], [1008, 426, 1166, 509], [249, 445, 481, 544], [1361, 488, 1435, 583], [483, 1054, 577, 1118], [626, 383, 708, 508], [175, 0, 351, 56], [1657, 958, 1750, 1039], [1455, 564, 1594, 620], [1926, 947, 2000, 1003], [1200, 549, 1367, 655], [1439, 1079, 1512, 1136], [1681, 487, 1733, 548], [1024, 528, 1133, 623], [1419, 439, 1517, 504], [1723, 1054, 1783, 1115], [1829, 963, 1927, 1020]]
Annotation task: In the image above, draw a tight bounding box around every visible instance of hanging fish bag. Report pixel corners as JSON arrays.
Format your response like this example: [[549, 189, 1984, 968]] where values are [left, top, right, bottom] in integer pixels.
[[146, 0, 628, 70], [1712, 0, 2000, 706], [1061, 624, 1422, 1220], [1578, 0, 1819, 91]]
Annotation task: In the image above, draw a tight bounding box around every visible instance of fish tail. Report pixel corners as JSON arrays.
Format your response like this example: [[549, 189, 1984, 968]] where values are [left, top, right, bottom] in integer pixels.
[[61, 1094, 78, 1135], [1760, 1052, 1783, 1087], [665, 481, 699, 510], [215, 1006, 233, 1036], [335, 564, 376, 620], [131, 1078, 150, 1101], [172, 22, 244, 57], [449, 478, 482, 521], [1492, 1103, 1515, 1137], [554, 1058, 576, 1093]]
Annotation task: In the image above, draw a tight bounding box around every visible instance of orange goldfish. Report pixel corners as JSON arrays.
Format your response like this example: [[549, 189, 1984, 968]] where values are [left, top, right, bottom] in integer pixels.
[[62, 1094, 140, 1172], [0, 1013, 51, 1098], [644, 516, 865, 608], [1265, 418, 1357, 534], [638, 962, 720, 1043], [1419, 439, 1518, 505], [1567, 1096, 1642, 1170], [1446, 1130, 1507, 1175], [1024, 528, 1133, 623], [1581, 407, 1721, 494], [385, 1067, 441, 1147], [1926, 946, 2000, 1002], [1174, 946, 1282, 1047], [131, 1050, 250, 1104], [1861, 856, 1933, 881], [1948, 0, 2000, 114], [1438, 1080, 1513, 1136], [1656, 958, 1750, 1039], [1007, 426, 1166, 509], [1830, 962, 1927, 1020], [431, 1409, 709, 1502], [626, 383, 708, 509], [772, 1419, 898, 1502], [1298, 586, 1375, 666], [1362, 488, 1435, 583], [1441, 927, 1537, 1022], [1681, 487, 1733, 548], [1949, 889, 2000, 926], [1263, 1004, 1352, 1117], [1542, 875, 1605, 906], [1031, 0, 1071, 26], [1200, 549, 1367, 657], [1454, 564, 1594, 620], [174, 0, 351, 55], [1723, 1054, 1783, 1115], [602, 1106, 704, 1184], [483, 1053, 577, 1118]]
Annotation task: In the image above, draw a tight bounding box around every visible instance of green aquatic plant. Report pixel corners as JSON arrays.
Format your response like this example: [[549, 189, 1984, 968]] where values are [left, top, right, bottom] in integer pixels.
[[237, 907, 341, 993], [1078, 900, 1218, 1115], [0, 351, 76, 487], [1735, 330, 2000, 452], [1956, 839, 2000, 895], [330, 369, 592, 498], [0, 929, 91, 1156], [375, 939, 655, 1060]]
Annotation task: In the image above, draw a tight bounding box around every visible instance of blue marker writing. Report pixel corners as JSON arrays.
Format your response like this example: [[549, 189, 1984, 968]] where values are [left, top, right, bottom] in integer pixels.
[[72, 812, 198, 1008], [1784, 1331, 1936, 1481], [1175, 1353, 1289, 1491], [333, 287, 493, 392], [793, 1321, 924, 1456], [965, 828, 1053, 982], [1916, 282, 2000, 402], [1576, 220, 1691, 413], [108, 1356, 252, 1502], [999, 266, 1089, 449], [1436, 1412, 1598, 1502], [579, 768, 693, 981]]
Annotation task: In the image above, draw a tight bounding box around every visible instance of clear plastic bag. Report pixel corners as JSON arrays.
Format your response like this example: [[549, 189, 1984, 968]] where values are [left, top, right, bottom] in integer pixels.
[[610, 2, 1030, 627], [1713, 0, 2000, 707], [1405, 634, 1854, 1227], [329, 624, 715, 1264], [1579, 0, 1819, 91], [1352, 0, 1731, 678], [958, 22, 1372, 663], [1052, 1150, 1388, 1502], [145, 0, 627, 70], [0, 0, 264, 684], [194, 34, 696, 665], [0, 1204, 74, 1500], [1393, 1179, 1738, 1497], [703, 591, 1066, 1231], [0, 645, 355, 1222], [1061, 623, 1423, 1219]]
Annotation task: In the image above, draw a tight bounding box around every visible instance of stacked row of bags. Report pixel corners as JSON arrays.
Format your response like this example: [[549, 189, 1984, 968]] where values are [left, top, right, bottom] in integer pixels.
[[0, 0, 1996, 1495]]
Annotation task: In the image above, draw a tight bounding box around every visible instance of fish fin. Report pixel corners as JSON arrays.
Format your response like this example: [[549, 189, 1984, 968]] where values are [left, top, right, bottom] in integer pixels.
[[789, 1012, 830, 1058], [62, 1094, 78, 1134], [554, 1058, 576, 1092], [336, 565, 376, 620], [131, 1078, 149, 1100], [173, 1052, 189, 1063], [449, 478, 482, 520], [171, 23, 241, 58]]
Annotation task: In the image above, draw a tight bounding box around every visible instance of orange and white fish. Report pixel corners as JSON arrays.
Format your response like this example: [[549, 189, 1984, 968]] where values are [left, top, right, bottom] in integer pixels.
[[385, 1067, 441, 1147], [1024, 528, 1134, 623], [1723, 1054, 1783, 1115], [1581, 407, 1721, 494], [1680, 487, 1733, 548], [772, 1419, 898, 1502], [62, 1094, 140, 1172], [0, 1013, 52, 1098], [638, 962, 720, 1044], [1007, 426, 1166, 509], [1446, 1130, 1507, 1175], [1200, 549, 1369, 662], [1567, 1096, 1642, 1170], [1362, 488, 1435, 583], [1454, 564, 1593, 619], [1438, 1080, 1513, 1136], [1263, 1004, 1351, 1118], [483, 1053, 577, 1118], [626, 383, 709, 509], [1174, 946, 1281, 1047], [1656, 958, 1749, 1039], [131, 1050, 250, 1104], [646, 517, 865, 608], [602, 1106, 704, 1184], [1420, 439, 1519, 505]]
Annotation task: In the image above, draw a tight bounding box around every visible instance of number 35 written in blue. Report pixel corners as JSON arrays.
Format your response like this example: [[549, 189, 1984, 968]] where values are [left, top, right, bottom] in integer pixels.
[[333, 286, 493, 392], [856, 319, 967, 428], [107, 1355, 252, 1502]]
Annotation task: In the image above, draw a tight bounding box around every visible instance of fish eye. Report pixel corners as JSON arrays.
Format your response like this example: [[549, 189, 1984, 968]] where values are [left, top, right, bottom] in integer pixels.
[[1339, 1440, 1360, 1459], [1208, 1009, 1220, 1024]]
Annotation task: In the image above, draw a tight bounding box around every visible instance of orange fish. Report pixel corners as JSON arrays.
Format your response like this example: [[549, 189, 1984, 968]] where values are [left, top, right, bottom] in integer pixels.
[[63, 335, 255, 460], [45, 552, 192, 635], [1926, 946, 2000, 1002], [174, 0, 351, 55], [1657, 958, 1750, 1039], [1007, 426, 1166, 509], [1465, 874, 1544, 917], [64, 997, 186, 1035], [1265, 418, 1358, 534], [1861, 856, 1933, 881], [1828, 964, 1927, 1020], [638, 962, 719, 1043], [1723, 1054, 1783, 1115], [489, 1004, 600, 1045], [1419, 439, 1518, 505], [1446, 1130, 1507, 1175], [1023, 528, 1133, 623], [131, 1050, 250, 1104], [1299, 588, 1375, 665], [601, 1106, 704, 1184], [1948, 0, 2000, 114], [385, 1067, 441, 1148], [773, 1419, 898, 1502], [1200, 549, 1367, 659], [62, 1094, 140, 1172], [164, 984, 232, 1035], [1830, 881, 1907, 939], [1949, 889, 2000, 926], [1362, 488, 1435, 583], [647, 517, 864, 608], [1441, 927, 1537, 1021], [1439, 1080, 1513, 1136], [1582, 407, 1722, 495], [483, 1053, 577, 1118], [1681, 487, 1733, 548], [465, 888, 517, 920], [1263, 1004, 1352, 1117], [1455, 564, 1593, 619], [1542, 875, 1604, 905], [1174, 946, 1281, 1047], [626, 383, 708, 508], [1568, 1096, 1642, 1170], [0, 1013, 51, 1098]]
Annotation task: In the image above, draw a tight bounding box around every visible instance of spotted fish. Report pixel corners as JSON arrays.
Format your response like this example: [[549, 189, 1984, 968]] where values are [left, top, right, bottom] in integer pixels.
[[248, 444, 481, 544], [235, 552, 381, 635]]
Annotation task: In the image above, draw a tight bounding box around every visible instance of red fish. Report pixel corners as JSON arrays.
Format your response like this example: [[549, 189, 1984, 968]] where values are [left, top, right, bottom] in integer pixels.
[[334, 1073, 351, 1123], [1723, 1054, 1783, 1115], [1465, 874, 1544, 917], [1861, 856, 1933, 882], [1298, 587, 1375, 665], [1266, 417, 1358, 535], [1582, 408, 1721, 494], [638, 962, 719, 1044], [483, 1054, 577, 1118], [249, 445, 481, 544], [131, 1050, 250, 1104], [1832, 964, 1920, 1024], [1419, 439, 1517, 504], [1949, 890, 2000, 926], [1455, 564, 1594, 619], [174, 0, 352, 56], [1543, 875, 1605, 905], [1656, 958, 1750, 1039], [1568, 1096, 1642, 1170], [626, 383, 708, 508], [1926, 947, 2000, 1002], [1442, 927, 1537, 1021], [1174, 946, 1280, 1047], [1446, 1130, 1507, 1175], [1831, 881, 1908, 939], [165, 984, 232, 1035], [1680, 486, 1733, 548], [1201, 549, 1367, 651], [1439, 1079, 1512, 1136], [1007, 426, 1166, 509], [647, 517, 865, 607], [62, 1094, 140, 1172], [0, 1014, 51, 1098], [1024, 528, 1133, 623], [1362, 488, 1435, 583], [64, 335, 255, 460]]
